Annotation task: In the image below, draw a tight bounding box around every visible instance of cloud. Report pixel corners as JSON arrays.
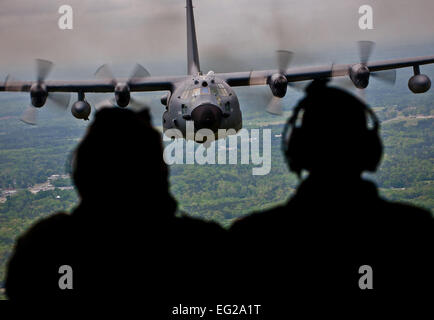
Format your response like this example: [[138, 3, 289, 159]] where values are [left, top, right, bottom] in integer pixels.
[[0, 0, 433, 77]]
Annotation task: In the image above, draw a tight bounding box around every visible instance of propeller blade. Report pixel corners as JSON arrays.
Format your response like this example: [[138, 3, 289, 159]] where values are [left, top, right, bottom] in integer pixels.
[[129, 97, 149, 109], [331, 77, 355, 90], [276, 50, 293, 74], [95, 98, 116, 111], [128, 64, 150, 83], [288, 80, 310, 91], [358, 41, 375, 64], [4, 74, 23, 91], [355, 88, 367, 102], [371, 69, 396, 85], [249, 50, 293, 114], [47, 92, 71, 110], [95, 64, 116, 84], [36, 59, 53, 83], [20, 106, 38, 125], [266, 96, 283, 115]]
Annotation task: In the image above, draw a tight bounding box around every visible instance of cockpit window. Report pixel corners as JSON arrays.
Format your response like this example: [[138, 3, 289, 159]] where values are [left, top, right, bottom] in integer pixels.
[[190, 87, 211, 97], [192, 88, 201, 97], [182, 84, 224, 100]]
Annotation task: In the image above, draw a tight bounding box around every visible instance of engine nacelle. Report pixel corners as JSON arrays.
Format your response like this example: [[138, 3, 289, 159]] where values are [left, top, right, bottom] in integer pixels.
[[349, 63, 370, 89], [114, 83, 130, 107], [71, 100, 91, 120], [30, 83, 48, 108], [268, 73, 288, 98], [161, 93, 170, 106], [408, 74, 431, 94]]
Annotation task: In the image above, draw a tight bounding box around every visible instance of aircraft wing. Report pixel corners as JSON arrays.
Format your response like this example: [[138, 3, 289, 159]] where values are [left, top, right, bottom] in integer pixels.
[[217, 55, 434, 87], [2, 55, 434, 93], [0, 75, 185, 93]]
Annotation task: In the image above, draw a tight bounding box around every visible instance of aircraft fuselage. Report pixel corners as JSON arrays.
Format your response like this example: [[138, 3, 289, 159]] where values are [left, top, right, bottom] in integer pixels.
[[163, 72, 242, 140]]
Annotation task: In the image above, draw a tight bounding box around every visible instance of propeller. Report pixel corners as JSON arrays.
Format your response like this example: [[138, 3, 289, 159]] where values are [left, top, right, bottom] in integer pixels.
[[265, 0, 300, 115], [36, 59, 54, 83], [358, 41, 397, 85], [248, 0, 318, 116], [94, 95, 151, 111], [358, 40, 375, 65], [10, 59, 71, 125], [331, 41, 396, 102], [247, 50, 298, 116], [19, 92, 71, 125], [94, 63, 150, 110], [245, 0, 296, 116], [20, 106, 38, 125], [331, 72, 369, 102], [266, 50, 293, 115], [276, 50, 292, 74]]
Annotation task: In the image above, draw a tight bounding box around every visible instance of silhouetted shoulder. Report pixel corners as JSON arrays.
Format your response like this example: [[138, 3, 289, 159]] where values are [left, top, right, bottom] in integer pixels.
[[175, 214, 226, 235], [5, 212, 72, 300], [8, 212, 71, 259], [20, 212, 71, 239], [376, 199, 433, 225], [230, 204, 289, 234], [383, 200, 431, 217]]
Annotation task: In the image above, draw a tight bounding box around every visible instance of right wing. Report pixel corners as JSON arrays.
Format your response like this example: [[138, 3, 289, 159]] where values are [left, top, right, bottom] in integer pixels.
[[216, 55, 434, 87]]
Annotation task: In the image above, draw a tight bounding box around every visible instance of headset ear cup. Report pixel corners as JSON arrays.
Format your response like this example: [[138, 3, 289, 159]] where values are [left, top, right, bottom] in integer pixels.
[[361, 108, 383, 172]]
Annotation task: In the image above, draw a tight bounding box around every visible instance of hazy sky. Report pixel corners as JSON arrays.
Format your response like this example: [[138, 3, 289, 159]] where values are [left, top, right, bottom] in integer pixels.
[[0, 0, 433, 78]]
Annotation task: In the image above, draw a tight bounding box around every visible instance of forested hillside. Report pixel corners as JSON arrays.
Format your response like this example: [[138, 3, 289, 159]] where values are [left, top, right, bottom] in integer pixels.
[[0, 82, 433, 299]]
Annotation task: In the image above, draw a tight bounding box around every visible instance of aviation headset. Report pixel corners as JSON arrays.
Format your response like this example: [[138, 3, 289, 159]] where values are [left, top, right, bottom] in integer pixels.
[[281, 80, 383, 176]]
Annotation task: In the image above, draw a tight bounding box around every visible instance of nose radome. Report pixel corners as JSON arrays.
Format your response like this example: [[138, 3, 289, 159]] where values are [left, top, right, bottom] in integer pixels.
[[191, 104, 222, 132]]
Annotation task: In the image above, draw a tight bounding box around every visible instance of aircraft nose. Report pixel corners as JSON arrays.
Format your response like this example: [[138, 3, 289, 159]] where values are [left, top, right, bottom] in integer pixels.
[[191, 104, 222, 132]]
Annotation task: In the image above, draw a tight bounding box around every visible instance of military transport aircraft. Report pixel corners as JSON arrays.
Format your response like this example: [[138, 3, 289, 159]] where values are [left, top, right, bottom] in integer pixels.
[[1, 0, 433, 141]]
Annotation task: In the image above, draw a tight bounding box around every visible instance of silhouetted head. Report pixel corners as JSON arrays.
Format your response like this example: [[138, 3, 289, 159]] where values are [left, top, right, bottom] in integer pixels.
[[283, 79, 383, 178], [71, 107, 173, 211]]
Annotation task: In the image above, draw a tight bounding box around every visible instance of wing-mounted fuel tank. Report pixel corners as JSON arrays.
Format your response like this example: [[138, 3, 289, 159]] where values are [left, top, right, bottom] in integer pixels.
[[408, 65, 431, 94], [163, 71, 242, 141], [71, 92, 91, 120]]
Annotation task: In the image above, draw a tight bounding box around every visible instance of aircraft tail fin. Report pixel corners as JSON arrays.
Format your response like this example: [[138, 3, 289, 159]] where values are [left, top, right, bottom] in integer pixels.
[[186, 0, 201, 75]]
